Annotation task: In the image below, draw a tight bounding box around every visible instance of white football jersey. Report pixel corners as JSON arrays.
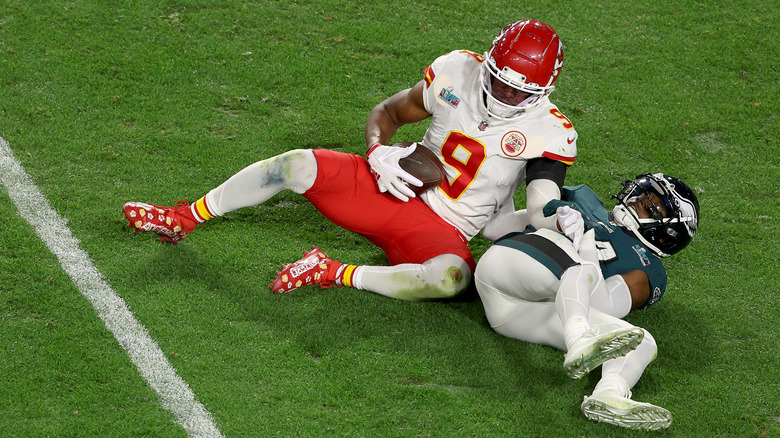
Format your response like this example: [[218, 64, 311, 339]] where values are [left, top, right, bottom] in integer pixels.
[[418, 50, 578, 240]]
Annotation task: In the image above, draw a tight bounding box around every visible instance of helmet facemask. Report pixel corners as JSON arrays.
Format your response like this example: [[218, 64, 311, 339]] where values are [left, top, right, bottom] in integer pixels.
[[480, 58, 552, 120], [611, 173, 699, 257]]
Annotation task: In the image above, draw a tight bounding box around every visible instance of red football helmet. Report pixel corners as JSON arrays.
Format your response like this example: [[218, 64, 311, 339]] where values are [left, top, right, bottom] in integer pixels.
[[481, 19, 564, 119]]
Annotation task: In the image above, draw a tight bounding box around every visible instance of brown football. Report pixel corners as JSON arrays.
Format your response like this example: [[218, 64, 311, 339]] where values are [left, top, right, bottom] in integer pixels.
[[395, 142, 445, 194]]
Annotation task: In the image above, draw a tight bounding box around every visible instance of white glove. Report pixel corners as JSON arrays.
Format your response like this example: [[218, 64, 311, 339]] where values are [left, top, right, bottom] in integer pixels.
[[556, 205, 584, 249], [367, 143, 423, 202]]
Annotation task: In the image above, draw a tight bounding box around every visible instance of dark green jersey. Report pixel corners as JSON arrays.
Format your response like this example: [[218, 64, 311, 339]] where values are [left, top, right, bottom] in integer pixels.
[[543, 184, 668, 308]]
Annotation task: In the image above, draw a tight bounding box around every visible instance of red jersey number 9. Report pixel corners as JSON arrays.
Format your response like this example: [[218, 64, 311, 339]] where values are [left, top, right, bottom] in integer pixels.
[[438, 132, 486, 200], [549, 108, 574, 129]]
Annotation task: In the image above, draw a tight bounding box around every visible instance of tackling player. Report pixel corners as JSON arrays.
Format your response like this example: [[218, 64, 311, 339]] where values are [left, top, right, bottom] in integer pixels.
[[474, 173, 700, 430], [122, 19, 579, 300]]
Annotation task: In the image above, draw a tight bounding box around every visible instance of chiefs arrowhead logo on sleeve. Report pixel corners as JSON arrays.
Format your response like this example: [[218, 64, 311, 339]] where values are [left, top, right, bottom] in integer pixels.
[[500, 131, 527, 157]]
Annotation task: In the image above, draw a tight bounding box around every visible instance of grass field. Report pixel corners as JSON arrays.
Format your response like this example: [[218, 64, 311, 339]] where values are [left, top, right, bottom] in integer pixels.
[[1, 1, 778, 437]]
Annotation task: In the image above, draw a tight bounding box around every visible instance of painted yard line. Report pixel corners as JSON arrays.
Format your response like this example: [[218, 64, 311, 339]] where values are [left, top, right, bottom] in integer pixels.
[[0, 137, 223, 438]]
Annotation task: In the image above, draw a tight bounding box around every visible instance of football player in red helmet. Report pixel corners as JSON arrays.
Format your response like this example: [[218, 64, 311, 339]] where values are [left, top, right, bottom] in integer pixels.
[[123, 20, 579, 301], [481, 19, 565, 119]]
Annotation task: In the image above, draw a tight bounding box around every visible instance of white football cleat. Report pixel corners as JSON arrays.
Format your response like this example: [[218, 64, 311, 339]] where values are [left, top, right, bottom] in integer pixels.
[[581, 390, 673, 430], [563, 327, 644, 379]]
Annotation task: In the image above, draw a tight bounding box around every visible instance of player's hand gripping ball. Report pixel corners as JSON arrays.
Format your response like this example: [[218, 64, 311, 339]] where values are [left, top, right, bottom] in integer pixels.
[[394, 142, 445, 194]]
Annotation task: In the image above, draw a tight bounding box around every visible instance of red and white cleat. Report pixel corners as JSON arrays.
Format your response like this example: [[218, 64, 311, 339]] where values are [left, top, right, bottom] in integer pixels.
[[270, 246, 342, 293], [123, 200, 197, 244]]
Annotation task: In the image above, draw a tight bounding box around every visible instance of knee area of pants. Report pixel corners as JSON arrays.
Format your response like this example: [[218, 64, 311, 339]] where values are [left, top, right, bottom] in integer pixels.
[[277, 149, 314, 164], [564, 262, 601, 284], [274, 149, 317, 192], [427, 255, 472, 298], [580, 262, 601, 278], [438, 268, 471, 298], [640, 328, 657, 350]]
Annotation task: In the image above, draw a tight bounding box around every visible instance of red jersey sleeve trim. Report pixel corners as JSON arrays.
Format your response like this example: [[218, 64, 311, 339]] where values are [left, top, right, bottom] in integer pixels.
[[423, 65, 435, 87], [542, 151, 576, 166]]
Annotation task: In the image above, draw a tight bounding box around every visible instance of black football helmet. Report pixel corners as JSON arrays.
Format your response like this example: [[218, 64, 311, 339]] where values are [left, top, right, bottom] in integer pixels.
[[610, 173, 700, 257]]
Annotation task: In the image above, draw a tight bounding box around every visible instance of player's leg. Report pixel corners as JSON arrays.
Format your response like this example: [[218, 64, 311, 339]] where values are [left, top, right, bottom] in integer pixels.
[[349, 253, 471, 300], [555, 229, 644, 379], [474, 244, 568, 349], [270, 149, 475, 300], [347, 215, 475, 300], [271, 218, 475, 300], [581, 325, 673, 430], [270, 249, 472, 301], [555, 227, 607, 344], [556, 263, 596, 344], [199, 149, 317, 216], [559, 263, 644, 379], [477, 231, 643, 377], [123, 149, 317, 242], [477, 240, 666, 428]]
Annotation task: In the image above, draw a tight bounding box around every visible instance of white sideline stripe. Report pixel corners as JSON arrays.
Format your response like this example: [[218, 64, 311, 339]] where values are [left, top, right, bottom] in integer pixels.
[[0, 137, 223, 438]]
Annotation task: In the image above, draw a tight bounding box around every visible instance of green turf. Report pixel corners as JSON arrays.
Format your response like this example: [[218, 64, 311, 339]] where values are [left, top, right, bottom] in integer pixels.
[[1, 1, 778, 436]]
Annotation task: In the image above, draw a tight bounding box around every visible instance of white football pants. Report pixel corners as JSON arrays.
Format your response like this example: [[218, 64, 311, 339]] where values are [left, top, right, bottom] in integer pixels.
[[474, 240, 657, 392]]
